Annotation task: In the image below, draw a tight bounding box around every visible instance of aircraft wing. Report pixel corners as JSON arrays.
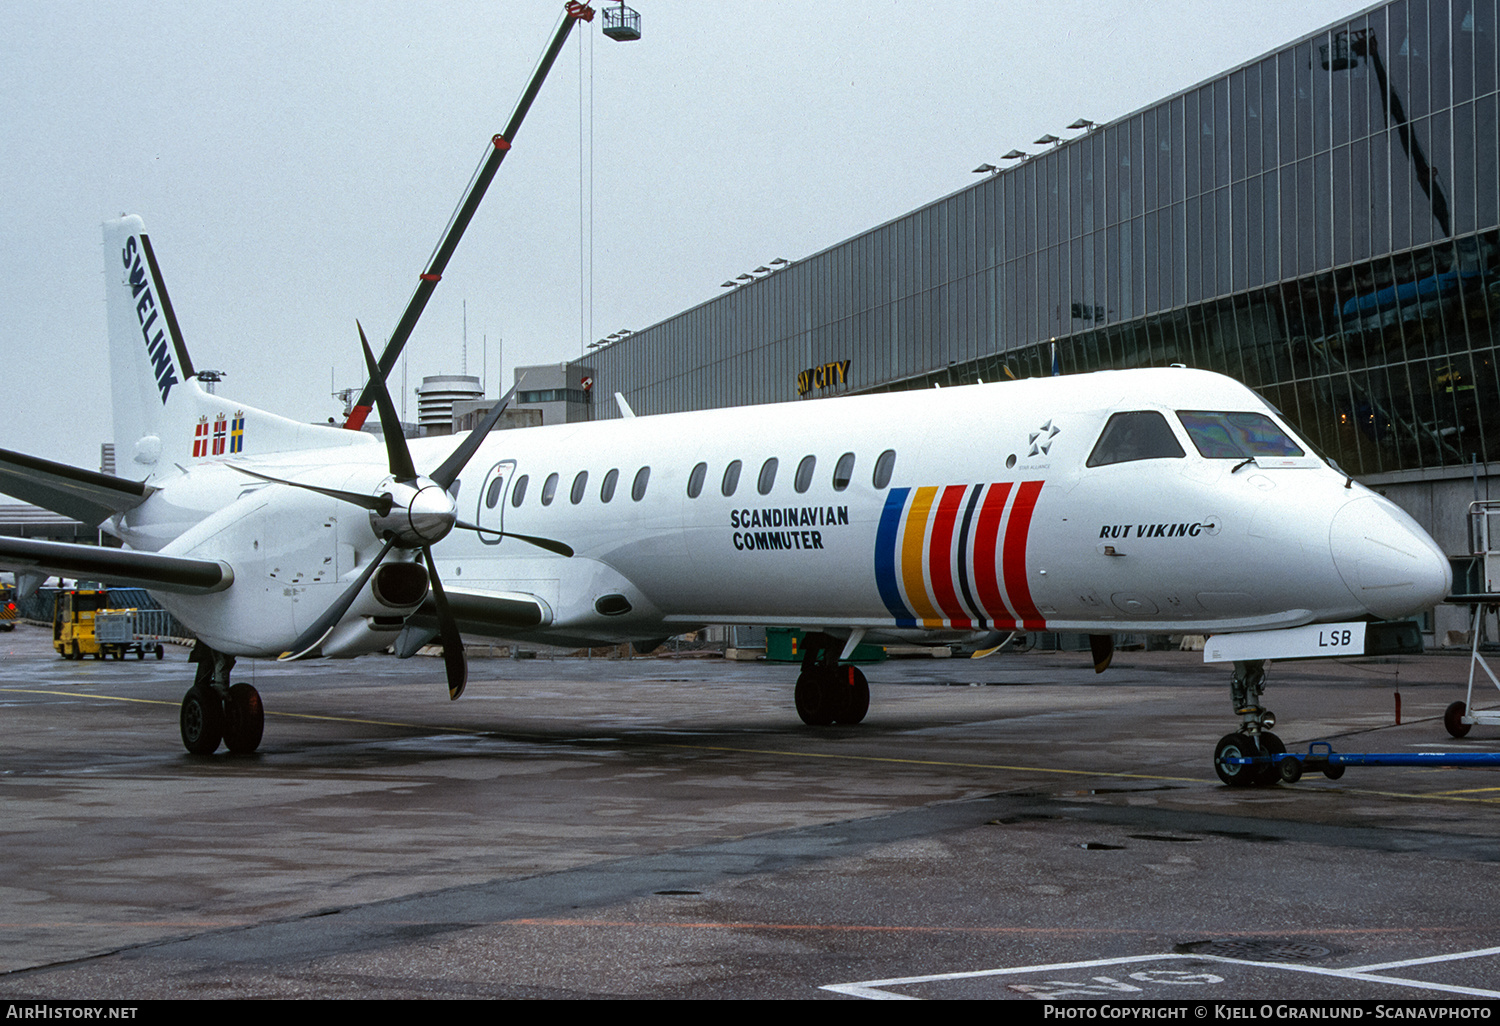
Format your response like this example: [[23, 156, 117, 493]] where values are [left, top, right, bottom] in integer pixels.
[[0, 447, 152, 527], [407, 587, 550, 633], [0, 537, 231, 595]]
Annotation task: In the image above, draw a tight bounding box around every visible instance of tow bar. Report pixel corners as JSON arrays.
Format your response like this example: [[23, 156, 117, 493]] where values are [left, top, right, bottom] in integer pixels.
[[1223, 740, 1500, 784]]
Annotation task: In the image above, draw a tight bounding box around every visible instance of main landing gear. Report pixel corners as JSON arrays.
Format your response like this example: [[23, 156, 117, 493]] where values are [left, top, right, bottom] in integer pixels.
[[793, 631, 870, 726], [181, 642, 263, 755]]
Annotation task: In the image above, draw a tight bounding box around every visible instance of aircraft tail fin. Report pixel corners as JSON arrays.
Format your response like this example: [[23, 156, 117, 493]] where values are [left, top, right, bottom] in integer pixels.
[[104, 216, 372, 480], [105, 216, 195, 472]]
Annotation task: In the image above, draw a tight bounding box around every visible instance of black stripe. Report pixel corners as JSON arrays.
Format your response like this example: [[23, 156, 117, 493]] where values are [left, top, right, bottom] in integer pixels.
[[954, 483, 986, 629], [139, 234, 195, 380]]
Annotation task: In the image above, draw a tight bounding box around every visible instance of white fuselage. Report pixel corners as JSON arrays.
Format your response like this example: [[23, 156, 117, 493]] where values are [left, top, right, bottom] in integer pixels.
[[113, 368, 1452, 657]]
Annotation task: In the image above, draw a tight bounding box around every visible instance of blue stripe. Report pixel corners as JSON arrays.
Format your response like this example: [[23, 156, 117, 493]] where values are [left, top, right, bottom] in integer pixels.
[[874, 487, 916, 627]]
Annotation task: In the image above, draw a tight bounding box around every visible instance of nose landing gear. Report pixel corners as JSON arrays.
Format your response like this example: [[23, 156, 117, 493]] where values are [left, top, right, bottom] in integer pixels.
[[1214, 659, 1284, 786]]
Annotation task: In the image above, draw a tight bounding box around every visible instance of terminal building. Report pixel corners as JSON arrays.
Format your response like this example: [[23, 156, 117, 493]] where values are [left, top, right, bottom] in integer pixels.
[[577, 0, 1499, 643]]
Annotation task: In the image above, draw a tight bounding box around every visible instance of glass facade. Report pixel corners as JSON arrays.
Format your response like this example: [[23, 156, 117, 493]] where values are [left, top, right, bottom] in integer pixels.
[[583, 0, 1500, 479]]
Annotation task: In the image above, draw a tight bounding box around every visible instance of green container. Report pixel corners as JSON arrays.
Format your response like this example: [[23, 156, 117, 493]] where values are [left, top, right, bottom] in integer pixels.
[[765, 627, 886, 664]]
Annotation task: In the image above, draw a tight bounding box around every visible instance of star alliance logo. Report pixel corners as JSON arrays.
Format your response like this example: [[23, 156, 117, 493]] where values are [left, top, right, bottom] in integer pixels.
[[1028, 420, 1059, 457]]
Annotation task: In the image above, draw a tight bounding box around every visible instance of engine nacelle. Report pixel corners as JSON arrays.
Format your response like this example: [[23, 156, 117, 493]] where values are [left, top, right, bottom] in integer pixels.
[[318, 559, 429, 657], [150, 487, 427, 657]]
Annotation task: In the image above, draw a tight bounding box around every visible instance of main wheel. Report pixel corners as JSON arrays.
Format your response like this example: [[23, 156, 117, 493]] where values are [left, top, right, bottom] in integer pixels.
[[223, 683, 264, 755], [834, 666, 869, 725], [1214, 732, 1277, 787], [155, 644, 164, 660], [794, 670, 836, 726], [180, 685, 224, 755], [1444, 701, 1472, 739]]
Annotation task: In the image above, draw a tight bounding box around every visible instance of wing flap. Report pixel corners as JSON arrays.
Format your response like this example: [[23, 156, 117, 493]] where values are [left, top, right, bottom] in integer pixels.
[[0, 537, 231, 595], [0, 447, 150, 527]]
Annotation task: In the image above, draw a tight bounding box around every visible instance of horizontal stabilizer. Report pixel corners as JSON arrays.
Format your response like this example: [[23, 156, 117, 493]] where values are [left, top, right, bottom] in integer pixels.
[[0, 447, 150, 527], [0, 536, 231, 595]]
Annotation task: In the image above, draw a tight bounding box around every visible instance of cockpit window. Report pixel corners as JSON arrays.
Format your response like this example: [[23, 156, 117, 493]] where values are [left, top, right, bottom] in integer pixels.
[[1176, 411, 1305, 458], [1086, 411, 1186, 467]]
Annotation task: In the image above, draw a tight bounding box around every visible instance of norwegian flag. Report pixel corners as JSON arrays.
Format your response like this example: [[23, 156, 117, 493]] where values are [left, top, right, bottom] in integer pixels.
[[212, 414, 227, 456]]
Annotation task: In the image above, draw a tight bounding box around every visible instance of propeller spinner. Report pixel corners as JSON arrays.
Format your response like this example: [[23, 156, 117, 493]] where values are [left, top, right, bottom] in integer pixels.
[[258, 322, 569, 701]]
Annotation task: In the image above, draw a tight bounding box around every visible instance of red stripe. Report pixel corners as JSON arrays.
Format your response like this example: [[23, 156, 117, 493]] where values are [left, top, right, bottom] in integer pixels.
[[972, 483, 1014, 626], [927, 485, 971, 628], [1003, 481, 1046, 630]]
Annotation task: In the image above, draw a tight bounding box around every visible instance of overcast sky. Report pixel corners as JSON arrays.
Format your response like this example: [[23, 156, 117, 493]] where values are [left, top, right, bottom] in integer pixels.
[[1, 0, 1372, 476]]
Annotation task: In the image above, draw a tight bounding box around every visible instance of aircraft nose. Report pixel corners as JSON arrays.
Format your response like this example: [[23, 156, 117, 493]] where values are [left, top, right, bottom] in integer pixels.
[[1329, 496, 1451, 620]]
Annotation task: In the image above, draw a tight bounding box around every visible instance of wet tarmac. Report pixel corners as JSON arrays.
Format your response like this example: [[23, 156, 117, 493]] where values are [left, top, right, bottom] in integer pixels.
[[2, 622, 1499, 999]]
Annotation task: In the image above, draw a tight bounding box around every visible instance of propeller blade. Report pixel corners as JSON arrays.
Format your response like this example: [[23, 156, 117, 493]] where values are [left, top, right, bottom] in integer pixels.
[[357, 321, 418, 483], [451, 519, 573, 557], [228, 465, 393, 515], [429, 374, 524, 491], [422, 546, 467, 700], [279, 538, 397, 660]]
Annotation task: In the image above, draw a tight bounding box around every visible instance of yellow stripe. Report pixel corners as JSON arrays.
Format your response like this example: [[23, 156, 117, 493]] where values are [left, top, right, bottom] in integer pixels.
[[900, 486, 944, 627]]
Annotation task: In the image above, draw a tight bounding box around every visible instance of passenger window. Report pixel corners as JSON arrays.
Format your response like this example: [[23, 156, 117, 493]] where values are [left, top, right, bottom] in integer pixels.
[[485, 477, 503, 509], [721, 460, 742, 497], [758, 457, 778, 495], [541, 472, 559, 506], [570, 470, 589, 504], [687, 461, 707, 498], [1176, 411, 1307, 459], [631, 466, 651, 501], [510, 474, 529, 507], [794, 455, 816, 493], [600, 468, 618, 503], [832, 452, 855, 491], [872, 449, 896, 489], [1087, 411, 1186, 467]]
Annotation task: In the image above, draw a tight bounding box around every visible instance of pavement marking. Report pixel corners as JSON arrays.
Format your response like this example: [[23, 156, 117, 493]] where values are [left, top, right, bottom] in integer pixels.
[[8, 684, 1500, 800], [656, 741, 1210, 783], [1349, 944, 1500, 973], [0, 685, 489, 735], [821, 948, 1500, 1000]]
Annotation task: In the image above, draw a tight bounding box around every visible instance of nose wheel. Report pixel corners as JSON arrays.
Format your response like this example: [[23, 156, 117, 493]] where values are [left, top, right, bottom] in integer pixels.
[[1214, 729, 1285, 786]]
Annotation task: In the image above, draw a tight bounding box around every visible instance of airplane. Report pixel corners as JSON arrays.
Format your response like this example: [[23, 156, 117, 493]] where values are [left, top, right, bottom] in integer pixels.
[[0, 215, 1452, 787]]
